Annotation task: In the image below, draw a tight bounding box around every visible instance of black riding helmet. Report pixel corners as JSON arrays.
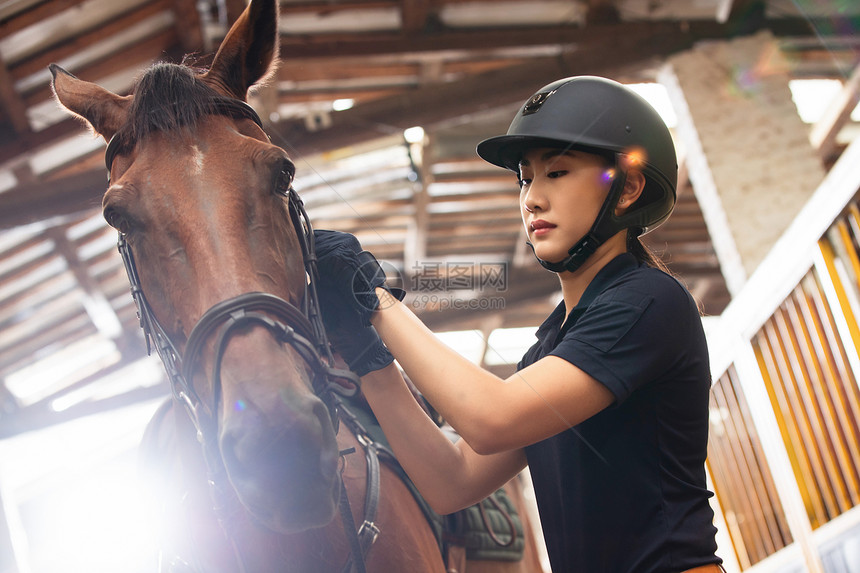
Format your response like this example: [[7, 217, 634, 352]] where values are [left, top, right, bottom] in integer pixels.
[[477, 76, 678, 273]]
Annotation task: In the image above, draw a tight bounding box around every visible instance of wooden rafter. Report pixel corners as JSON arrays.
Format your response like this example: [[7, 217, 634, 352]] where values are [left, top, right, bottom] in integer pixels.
[[23, 29, 178, 104], [809, 62, 860, 160], [0, 169, 105, 231], [45, 226, 123, 339], [401, 0, 432, 33], [0, 0, 80, 40], [0, 55, 30, 135], [171, 0, 203, 53], [10, 0, 175, 82]]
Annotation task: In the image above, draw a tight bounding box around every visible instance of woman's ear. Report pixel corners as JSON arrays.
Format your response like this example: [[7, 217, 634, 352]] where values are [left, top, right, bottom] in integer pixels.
[[615, 169, 646, 214]]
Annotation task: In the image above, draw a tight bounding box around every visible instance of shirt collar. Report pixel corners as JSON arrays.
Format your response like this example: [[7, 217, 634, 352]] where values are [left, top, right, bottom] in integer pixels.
[[534, 253, 640, 348], [573, 252, 639, 313]]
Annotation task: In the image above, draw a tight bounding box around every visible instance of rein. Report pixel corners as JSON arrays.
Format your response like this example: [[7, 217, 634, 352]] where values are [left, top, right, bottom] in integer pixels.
[[110, 97, 377, 573]]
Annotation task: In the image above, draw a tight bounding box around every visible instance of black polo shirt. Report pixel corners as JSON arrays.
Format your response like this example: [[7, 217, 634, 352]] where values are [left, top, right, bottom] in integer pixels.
[[518, 253, 720, 573]]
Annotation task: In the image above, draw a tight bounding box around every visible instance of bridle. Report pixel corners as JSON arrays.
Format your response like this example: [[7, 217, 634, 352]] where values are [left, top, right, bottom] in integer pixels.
[[107, 97, 377, 573]]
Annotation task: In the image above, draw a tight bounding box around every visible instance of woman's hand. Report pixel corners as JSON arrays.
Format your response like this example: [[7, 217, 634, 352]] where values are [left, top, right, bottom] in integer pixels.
[[312, 229, 402, 376], [312, 229, 403, 325]]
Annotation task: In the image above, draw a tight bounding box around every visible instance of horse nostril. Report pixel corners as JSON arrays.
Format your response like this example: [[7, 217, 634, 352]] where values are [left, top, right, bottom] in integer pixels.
[[219, 396, 337, 484]]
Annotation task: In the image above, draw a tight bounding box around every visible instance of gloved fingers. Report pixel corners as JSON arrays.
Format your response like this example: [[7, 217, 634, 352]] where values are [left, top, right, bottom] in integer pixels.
[[313, 229, 363, 257], [354, 250, 406, 299], [326, 325, 395, 377]]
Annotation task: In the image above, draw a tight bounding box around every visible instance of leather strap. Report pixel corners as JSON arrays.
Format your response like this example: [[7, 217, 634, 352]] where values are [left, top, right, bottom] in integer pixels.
[[339, 422, 382, 573], [337, 478, 367, 573]]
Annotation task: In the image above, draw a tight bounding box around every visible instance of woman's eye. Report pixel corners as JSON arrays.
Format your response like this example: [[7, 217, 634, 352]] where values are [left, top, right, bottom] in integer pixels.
[[547, 170, 567, 179], [518, 177, 531, 188]]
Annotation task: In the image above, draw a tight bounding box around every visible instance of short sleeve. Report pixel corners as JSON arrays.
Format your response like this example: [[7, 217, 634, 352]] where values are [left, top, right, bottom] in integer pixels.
[[549, 273, 695, 403]]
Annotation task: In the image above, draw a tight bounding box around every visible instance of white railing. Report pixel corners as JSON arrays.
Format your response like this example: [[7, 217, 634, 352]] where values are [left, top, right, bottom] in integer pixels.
[[706, 137, 860, 572]]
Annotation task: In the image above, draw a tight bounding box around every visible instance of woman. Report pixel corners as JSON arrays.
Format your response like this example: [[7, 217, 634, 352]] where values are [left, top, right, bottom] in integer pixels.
[[314, 76, 723, 572]]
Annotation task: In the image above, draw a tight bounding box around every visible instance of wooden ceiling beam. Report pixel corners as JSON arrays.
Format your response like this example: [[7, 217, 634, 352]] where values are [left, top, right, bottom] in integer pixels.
[[0, 116, 84, 166], [585, 0, 621, 25], [280, 61, 422, 81], [269, 16, 819, 160], [277, 17, 816, 60], [0, 247, 56, 289], [172, 0, 204, 53], [277, 88, 404, 104], [0, 380, 166, 438], [401, 0, 432, 33], [0, 319, 94, 374], [279, 58, 524, 84], [273, 26, 687, 158], [0, 291, 87, 355], [0, 55, 30, 136], [0, 274, 76, 326], [279, 22, 614, 59], [22, 29, 177, 103], [0, 169, 105, 231], [0, 0, 79, 40], [46, 226, 124, 340], [23, 342, 149, 413], [279, 1, 399, 15], [10, 0, 174, 81], [276, 58, 521, 89], [810, 62, 860, 160], [0, 16, 825, 232]]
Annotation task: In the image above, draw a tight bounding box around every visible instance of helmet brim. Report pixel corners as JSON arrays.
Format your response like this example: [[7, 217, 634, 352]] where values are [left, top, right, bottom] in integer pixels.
[[477, 134, 613, 172]]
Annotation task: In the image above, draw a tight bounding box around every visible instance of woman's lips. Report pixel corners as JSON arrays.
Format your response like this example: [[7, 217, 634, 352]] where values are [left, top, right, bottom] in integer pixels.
[[530, 219, 556, 236]]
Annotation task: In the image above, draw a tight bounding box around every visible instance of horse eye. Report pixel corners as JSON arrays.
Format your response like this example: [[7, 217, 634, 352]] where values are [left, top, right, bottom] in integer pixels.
[[275, 163, 295, 195], [104, 206, 132, 234]]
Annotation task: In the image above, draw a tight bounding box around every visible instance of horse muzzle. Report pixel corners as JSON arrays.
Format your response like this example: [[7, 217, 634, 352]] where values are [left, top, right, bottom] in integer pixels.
[[218, 387, 341, 533]]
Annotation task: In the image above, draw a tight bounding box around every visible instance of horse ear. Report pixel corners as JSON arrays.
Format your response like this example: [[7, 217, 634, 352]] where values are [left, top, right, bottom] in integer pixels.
[[50, 64, 131, 140], [202, 0, 279, 100]]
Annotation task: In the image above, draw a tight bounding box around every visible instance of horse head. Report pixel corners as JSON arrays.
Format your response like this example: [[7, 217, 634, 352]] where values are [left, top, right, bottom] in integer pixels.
[[51, 0, 342, 534]]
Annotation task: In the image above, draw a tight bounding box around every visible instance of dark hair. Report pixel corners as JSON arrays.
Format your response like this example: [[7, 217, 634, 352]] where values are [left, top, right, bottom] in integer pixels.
[[629, 230, 707, 315], [627, 232, 668, 271]]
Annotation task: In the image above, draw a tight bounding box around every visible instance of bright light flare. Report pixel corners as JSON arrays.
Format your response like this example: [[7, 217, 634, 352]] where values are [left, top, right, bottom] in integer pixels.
[[621, 147, 647, 171], [332, 98, 354, 111], [602, 168, 616, 183], [0, 401, 165, 573], [403, 126, 425, 144], [28, 462, 158, 573]]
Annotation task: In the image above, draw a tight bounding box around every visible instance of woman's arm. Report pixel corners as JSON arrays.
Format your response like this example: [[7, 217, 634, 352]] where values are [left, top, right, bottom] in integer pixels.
[[360, 363, 527, 515], [371, 289, 614, 455]]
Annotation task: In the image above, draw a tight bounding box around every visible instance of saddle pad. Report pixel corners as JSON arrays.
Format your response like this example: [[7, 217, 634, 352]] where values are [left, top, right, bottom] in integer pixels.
[[338, 394, 525, 561], [445, 489, 526, 561]]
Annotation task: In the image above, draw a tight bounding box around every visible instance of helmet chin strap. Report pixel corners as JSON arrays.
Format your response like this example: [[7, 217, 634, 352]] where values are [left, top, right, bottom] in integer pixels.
[[528, 157, 629, 274]]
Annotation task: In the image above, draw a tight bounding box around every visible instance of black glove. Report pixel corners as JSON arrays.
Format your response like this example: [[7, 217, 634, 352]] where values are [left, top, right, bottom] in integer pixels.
[[312, 230, 404, 376], [313, 230, 404, 326]]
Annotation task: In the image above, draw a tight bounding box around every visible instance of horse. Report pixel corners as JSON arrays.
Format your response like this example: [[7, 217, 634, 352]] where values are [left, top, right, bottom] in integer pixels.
[[50, 0, 544, 571]]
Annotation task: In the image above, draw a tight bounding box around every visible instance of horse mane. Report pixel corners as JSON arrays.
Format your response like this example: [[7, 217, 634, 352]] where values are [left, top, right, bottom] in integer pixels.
[[113, 62, 222, 154]]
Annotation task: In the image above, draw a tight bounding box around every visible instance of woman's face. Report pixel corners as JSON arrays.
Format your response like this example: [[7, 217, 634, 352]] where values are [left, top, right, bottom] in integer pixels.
[[518, 147, 613, 264]]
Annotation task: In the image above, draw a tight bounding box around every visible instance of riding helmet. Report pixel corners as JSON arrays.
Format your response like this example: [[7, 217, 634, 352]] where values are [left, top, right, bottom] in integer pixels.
[[476, 76, 678, 272]]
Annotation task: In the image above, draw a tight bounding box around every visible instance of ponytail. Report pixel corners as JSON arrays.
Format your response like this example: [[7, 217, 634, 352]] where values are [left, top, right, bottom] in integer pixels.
[[627, 231, 671, 274], [629, 231, 706, 315]]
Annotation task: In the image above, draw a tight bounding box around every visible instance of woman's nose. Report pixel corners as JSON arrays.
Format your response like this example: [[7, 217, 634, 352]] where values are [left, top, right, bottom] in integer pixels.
[[522, 184, 545, 213]]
